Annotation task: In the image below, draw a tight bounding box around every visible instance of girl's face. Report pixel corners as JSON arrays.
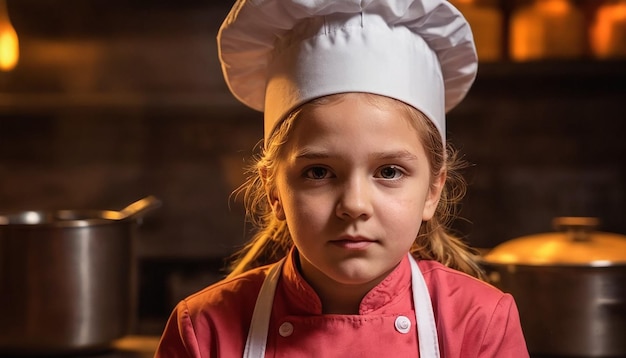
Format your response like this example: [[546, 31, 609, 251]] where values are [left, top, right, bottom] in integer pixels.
[[269, 93, 445, 293]]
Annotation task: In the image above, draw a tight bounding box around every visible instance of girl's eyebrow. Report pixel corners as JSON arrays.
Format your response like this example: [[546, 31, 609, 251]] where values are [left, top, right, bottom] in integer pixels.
[[293, 149, 419, 161], [293, 149, 331, 160], [371, 150, 419, 161]]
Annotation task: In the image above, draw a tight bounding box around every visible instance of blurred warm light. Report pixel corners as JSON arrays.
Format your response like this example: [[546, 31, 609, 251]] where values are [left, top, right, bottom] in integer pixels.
[[0, 0, 18, 71], [450, 0, 503, 62], [542, 0, 569, 14], [510, 0, 585, 61], [590, 0, 626, 59]]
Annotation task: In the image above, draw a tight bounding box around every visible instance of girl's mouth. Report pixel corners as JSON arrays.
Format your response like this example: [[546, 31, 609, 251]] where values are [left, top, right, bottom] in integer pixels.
[[330, 236, 376, 250]]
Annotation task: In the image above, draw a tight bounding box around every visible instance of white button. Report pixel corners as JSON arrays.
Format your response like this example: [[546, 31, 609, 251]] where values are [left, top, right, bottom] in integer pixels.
[[395, 316, 411, 334], [279, 322, 294, 337]]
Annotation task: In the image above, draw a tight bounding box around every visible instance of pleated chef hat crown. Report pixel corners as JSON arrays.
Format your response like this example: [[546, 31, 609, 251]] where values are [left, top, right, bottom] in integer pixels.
[[218, 0, 478, 143]]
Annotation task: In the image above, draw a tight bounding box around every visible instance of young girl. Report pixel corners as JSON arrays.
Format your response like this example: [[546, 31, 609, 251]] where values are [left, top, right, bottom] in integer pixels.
[[155, 0, 529, 357]]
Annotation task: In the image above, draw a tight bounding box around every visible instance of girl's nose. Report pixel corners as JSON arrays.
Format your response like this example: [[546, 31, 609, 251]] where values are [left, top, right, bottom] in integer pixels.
[[335, 177, 373, 220]]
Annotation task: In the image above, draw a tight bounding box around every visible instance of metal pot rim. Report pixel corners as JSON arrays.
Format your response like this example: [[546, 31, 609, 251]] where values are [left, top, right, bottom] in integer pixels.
[[0, 209, 127, 228], [0, 196, 161, 228], [481, 258, 626, 267]]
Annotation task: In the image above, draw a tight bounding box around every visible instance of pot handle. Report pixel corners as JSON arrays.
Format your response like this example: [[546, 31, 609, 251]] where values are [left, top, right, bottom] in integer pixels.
[[116, 196, 162, 221], [552, 217, 599, 242]]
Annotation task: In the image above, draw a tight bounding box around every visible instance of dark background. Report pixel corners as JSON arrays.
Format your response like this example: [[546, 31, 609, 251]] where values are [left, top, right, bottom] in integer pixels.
[[0, 0, 624, 333]]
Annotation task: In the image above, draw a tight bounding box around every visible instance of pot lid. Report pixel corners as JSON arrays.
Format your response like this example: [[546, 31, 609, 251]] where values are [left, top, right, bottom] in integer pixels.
[[483, 217, 626, 267]]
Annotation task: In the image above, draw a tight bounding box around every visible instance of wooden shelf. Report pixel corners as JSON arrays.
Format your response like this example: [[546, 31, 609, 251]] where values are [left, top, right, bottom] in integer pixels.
[[472, 59, 626, 97], [0, 60, 623, 114]]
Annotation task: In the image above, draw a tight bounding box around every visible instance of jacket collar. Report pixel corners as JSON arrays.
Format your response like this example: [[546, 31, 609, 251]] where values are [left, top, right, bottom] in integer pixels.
[[279, 248, 413, 315]]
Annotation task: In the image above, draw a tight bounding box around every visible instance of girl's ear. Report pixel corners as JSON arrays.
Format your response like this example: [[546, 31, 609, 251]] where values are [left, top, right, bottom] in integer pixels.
[[261, 167, 286, 221], [422, 170, 446, 221], [267, 190, 286, 221]]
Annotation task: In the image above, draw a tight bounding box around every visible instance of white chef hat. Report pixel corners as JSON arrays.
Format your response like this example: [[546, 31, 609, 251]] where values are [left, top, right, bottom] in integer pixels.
[[217, 0, 477, 143]]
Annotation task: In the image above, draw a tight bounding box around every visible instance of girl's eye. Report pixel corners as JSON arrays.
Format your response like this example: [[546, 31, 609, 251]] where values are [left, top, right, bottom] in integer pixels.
[[377, 166, 403, 179], [304, 166, 331, 179]]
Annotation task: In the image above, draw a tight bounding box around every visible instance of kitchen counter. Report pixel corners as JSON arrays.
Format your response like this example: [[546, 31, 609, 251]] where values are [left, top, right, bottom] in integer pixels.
[[50, 336, 161, 358], [107, 336, 160, 358], [0, 336, 160, 358]]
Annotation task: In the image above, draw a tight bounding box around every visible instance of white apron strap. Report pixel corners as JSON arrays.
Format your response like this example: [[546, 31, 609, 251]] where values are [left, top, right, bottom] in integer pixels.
[[243, 259, 285, 358], [243, 255, 440, 358], [409, 254, 441, 357]]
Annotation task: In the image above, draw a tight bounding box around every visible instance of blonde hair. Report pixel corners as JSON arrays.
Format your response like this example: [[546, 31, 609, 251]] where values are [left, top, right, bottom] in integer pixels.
[[228, 93, 484, 279]]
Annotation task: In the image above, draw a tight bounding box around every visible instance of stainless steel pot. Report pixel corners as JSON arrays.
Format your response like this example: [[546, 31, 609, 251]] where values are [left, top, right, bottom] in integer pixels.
[[0, 196, 161, 355], [482, 217, 626, 357]]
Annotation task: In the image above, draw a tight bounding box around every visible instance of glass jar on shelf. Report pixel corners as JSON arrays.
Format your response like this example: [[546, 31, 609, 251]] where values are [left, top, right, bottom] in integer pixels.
[[450, 0, 504, 62], [590, 0, 626, 59], [509, 0, 586, 61]]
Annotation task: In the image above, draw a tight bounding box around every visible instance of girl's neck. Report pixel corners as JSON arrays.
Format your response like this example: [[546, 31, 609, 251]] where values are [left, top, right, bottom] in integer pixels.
[[315, 280, 369, 314], [295, 254, 392, 314]]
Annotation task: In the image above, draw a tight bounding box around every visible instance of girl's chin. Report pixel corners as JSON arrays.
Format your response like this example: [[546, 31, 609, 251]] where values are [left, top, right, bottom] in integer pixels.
[[325, 263, 393, 286], [299, 252, 400, 287]]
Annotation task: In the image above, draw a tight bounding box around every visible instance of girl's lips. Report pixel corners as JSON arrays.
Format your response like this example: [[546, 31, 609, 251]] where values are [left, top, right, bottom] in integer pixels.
[[330, 236, 376, 250]]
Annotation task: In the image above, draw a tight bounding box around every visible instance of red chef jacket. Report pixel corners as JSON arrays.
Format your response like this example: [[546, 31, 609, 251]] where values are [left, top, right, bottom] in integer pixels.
[[155, 250, 529, 357]]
